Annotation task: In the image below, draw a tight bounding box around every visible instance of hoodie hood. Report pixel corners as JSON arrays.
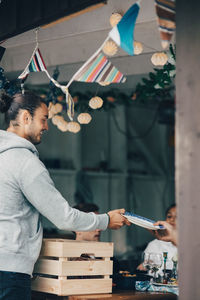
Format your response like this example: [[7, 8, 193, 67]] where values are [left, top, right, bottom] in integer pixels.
[[0, 130, 38, 156]]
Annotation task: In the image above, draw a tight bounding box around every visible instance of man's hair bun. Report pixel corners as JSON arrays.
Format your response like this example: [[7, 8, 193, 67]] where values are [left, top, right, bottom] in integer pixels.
[[0, 91, 13, 113]]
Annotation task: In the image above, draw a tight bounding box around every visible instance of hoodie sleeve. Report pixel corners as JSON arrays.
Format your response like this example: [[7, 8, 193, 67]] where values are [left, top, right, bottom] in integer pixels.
[[17, 153, 109, 231]]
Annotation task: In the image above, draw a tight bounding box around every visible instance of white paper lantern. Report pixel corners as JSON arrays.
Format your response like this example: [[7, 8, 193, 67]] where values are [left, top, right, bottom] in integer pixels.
[[67, 121, 81, 133], [54, 103, 63, 113], [89, 96, 103, 109], [151, 52, 168, 66], [98, 82, 110, 86], [52, 115, 64, 126], [77, 113, 92, 124], [57, 120, 68, 132], [134, 42, 143, 55], [109, 13, 122, 27], [103, 40, 118, 56]]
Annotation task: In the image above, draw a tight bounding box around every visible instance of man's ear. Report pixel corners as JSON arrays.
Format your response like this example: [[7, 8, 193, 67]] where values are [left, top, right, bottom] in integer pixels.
[[21, 110, 32, 125]]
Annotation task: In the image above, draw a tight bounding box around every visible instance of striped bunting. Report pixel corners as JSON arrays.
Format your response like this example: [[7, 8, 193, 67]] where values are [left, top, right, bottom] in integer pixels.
[[73, 51, 126, 84], [155, 0, 176, 49], [18, 48, 47, 81]]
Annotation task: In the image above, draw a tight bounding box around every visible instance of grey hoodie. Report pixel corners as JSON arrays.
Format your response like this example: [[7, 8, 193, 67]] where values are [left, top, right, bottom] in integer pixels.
[[0, 130, 108, 275]]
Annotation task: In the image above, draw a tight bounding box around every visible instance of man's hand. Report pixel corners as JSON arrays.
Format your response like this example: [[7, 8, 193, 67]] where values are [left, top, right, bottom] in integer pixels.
[[107, 208, 131, 229], [153, 221, 178, 246]]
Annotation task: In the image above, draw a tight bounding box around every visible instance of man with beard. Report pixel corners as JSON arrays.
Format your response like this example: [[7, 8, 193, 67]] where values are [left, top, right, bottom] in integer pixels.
[[0, 91, 130, 300]]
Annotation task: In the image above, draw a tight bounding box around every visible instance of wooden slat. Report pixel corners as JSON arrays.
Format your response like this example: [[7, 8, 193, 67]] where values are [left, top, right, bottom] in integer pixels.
[[40, 239, 114, 258], [60, 278, 112, 296], [32, 277, 112, 296], [31, 277, 59, 295], [34, 259, 113, 276]]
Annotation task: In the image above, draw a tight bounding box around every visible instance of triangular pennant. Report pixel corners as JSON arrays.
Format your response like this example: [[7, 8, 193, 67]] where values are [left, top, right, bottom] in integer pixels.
[[109, 1, 140, 56], [18, 47, 46, 81], [154, 0, 176, 49], [73, 50, 126, 84]]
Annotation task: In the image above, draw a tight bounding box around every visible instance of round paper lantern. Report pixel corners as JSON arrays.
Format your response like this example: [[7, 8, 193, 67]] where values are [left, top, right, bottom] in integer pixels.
[[57, 120, 68, 132], [54, 103, 63, 113], [134, 42, 143, 55], [48, 103, 56, 119], [51, 115, 64, 126], [106, 96, 115, 103], [77, 113, 92, 124], [103, 40, 118, 56], [67, 122, 81, 133], [57, 95, 64, 102], [89, 96, 103, 109], [109, 13, 122, 27], [151, 52, 168, 66], [98, 82, 110, 86], [73, 96, 79, 103]]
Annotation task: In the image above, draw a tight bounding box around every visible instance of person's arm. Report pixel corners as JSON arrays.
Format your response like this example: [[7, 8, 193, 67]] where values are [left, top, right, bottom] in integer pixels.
[[18, 154, 128, 231], [153, 221, 178, 246]]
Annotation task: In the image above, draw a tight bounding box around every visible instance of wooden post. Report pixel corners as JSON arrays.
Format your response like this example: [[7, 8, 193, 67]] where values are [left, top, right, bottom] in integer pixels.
[[176, 1, 200, 299]]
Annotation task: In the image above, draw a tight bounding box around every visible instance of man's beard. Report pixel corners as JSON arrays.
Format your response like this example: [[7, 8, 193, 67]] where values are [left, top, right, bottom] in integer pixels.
[[27, 132, 41, 145]]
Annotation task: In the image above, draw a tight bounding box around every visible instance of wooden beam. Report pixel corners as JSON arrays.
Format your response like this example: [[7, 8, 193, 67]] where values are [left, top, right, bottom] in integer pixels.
[[42, 3, 106, 29]]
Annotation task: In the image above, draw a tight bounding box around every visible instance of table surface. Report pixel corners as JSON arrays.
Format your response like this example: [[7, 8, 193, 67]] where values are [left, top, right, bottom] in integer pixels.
[[32, 290, 177, 300]]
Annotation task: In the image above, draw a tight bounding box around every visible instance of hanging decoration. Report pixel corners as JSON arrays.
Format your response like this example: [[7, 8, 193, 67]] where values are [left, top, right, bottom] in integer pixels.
[[154, 0, 176, 49], [102, 40, 118, 56], [109, 13, 123, 28], [67, 49, 126, 86], [134, 41, 143, 55], [77, 113, 92, 124], [109, 0, 141, 55], [151, 52, 168, 66], [67, 122, 81, 133], [18, 29, 74, 121], [89, 96, 104, 109]]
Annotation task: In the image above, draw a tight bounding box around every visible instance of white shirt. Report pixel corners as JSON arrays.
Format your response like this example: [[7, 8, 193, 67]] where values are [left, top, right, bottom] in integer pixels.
[[144, 239, 177, 273]]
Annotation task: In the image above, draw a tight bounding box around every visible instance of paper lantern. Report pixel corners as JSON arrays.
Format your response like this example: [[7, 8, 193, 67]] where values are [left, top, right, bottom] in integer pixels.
[[57, 120, 68, 132], [67, 122, 81, 133], [51, 115, 64, 126], [98, 82, 110, 86], [106, 96, 115, 103], [134, 42, 143, 55], [77, 113, 92, 124], [57, 95, 64, 102], [48, 103, 56, 119], [151, 52, 168, 66], [110, 13, 122, 27], [103, 40, 118, 56], [89, 96, 103, 109], [54, 103, 63, 113]]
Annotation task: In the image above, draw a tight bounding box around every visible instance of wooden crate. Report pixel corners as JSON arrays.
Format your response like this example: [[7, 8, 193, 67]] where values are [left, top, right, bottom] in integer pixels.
[[31, 239, 114, 296]]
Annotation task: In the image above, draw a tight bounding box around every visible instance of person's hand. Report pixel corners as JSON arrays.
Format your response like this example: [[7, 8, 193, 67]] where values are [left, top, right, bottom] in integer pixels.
[[153, 221, 178, 246], [107, 209, 131, 229], [137, 263, 147, 271]]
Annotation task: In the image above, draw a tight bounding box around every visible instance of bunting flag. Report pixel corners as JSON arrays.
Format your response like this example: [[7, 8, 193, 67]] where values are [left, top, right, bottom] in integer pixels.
[[18, 47, 46, 81], [154, 0, 176, 49], [109, 1, 140, 56], [18, 46, 74, 121], [72, 50, 126, 84]]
